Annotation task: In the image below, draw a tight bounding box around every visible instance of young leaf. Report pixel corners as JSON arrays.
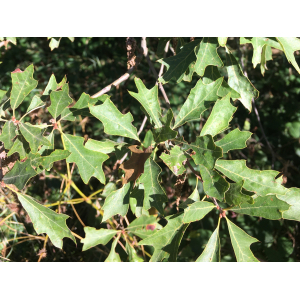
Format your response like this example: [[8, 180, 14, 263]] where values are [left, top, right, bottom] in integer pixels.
[[62, 133, 109, 184], [225, 48, 259, 111], [7, 134, 30, 159], [138, 213, 189, 262], [226, 218, 259, 262], [179, 135, 222, 169], [105, 236, 121, 262], [90, 99, 140, 142], [183, 201, 215, 223], [17, 193, 75, 249], [139, 157, 168, 215], [215, 128, 252, 153], [10, 64, 38, 112], [119, 145, 152, 184], [81, 227, 118, 251], [194, 37, 223, 76], [3, 159, 37, 189], [173, 78, 223, 129], [158, 39, 200, 84], [48, 84, 73, 119], [215, 159, 287, 196], [229, 195, 290, 220], [225, 181, 253, 206], [0, 121, 16, 149], [160, 145, 187, 176], [19, 122, 51, 153], [277, 187, 300, 222], [152, 109, 177, 143], [102, 183, 131, 222], [200, 93, 237, 137], [276, 37, 300, 74], [196, 225, 220, 262], [199, 165, 229, 200], [128, 78, 162, 128]]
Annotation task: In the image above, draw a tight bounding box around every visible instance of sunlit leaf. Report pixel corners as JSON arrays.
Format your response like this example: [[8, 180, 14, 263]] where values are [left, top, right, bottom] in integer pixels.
[[183, 201, 215, 223], [0, 121, 16, 149]]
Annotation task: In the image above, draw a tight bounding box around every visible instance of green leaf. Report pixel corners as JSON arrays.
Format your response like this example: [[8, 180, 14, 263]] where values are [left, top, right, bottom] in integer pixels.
[[156, 37, 171, 57], [3, 159, 37, 189], [81, 227, 118, 251], [179, 179, 200, 209], [62, 133, 109, 184], [7, 134, 30, 159], [126, 215, 157, 232], [225, 48, 259, 111], [6, 37, 17, 45], [260, 45, 273, 76], [85, 138, 127, 155], [43, 74, 67, 96], [143, 130, 155, 148], [179, 135, 222, 169], [102, 183, 131, 222], [277, 188, 300, 221], [105, 236, 121, 262], [226, 218, 259, 262], [126, 242, 144, 262], [229, 195, 290, 220], [276, 37, 300, 74], [138, 213, 189, 262], [39, 130, 55, 155], [182, 61, 196, 82], [199, 165, 229, 201], [160, 145, 187, 176], [49, 37, 61, 51], [26, 95, 45, 113], [48, 84, 73, 119], [0, 121, 16, 149], [139, 157, 168, 215], [225, 181, 253, 206], [203, 66, 240, 99], [173, 77, 223, 129], [19, 122, 51, 153], [152, 108, 177, 143], [194, 37, 223, 76], [215, 159, 287, 196], [200, 93, 237, 137], [90, 99, 140, 142], [10, 64, 38, 112], [16, 192, 75, 248], [196, 225, 220, 262], [183, 201, 215, 223], [218, 38, 227, 47], [129, 184, 147, 217], [158, 39, 200, 84], [215, 128, 252, 153], [128, 78, 162, 128], [30, 149, 70, 171]]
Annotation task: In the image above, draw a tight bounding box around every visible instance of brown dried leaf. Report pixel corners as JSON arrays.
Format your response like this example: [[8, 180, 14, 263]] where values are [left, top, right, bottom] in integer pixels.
[[119, 145, 152, 184]]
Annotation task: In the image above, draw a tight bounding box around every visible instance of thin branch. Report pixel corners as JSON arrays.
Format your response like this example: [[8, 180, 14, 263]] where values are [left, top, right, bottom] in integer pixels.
[[185, 160, 202, 181], [137, 115, 148, 136]]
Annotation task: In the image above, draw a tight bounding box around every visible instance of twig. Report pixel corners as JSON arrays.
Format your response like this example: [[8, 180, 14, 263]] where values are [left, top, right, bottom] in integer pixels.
[[137, 115, 148, 136], [37, 235, 48, 262], [141, 37, 171, 108], [185, 160, 202, 181], [70, 202, 86, 227], [158, 41, 170, 78]]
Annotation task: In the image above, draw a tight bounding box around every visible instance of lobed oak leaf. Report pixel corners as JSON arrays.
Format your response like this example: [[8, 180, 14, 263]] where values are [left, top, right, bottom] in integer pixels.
[[119, 145, 152, 184]]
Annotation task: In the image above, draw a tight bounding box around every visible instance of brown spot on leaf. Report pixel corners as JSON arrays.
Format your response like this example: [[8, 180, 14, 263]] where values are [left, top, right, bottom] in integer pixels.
[[146, 224, 156, 231]]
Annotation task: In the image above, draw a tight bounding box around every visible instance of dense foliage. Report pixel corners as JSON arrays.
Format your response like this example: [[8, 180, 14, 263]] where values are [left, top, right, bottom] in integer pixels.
[[0, 37, 299, 262]]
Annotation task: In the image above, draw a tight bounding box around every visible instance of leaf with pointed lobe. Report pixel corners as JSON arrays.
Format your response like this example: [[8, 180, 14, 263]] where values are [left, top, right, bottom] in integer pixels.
[[277, 187, 300, 222], [26, 95, 45, 113], [179, 179, 200, 209], [194, 37, 223, 76], [158, 39, 201, 84], [0, 121, 16, 149], [62, 133, 109, 184], [182, 61, 196, 82], [260, 45, 273, 76], [105, 236, 121, 262], [102, 183, 131, 222], [225, 48, 259, 111], [200, 93, 237, 137], [128, 78, 162, 128], [226, 218, 259, 262], [218, 38, 227, 47], [126, 242, 144, 262], [43, 74, 67, 96], [183, 201, 215, 223], [139, 157, 168, 215], [160, 145, 187, 176], [3, 159, 37, 189], [81, 227, 118, 251], [19, 122, 51, 153], [119, 145, 152, 185], [196, 225, 220, 262], [215, 128, 252, 153], [90, 99, 140, 142], [17, 193, 75, 249], [215, 159, 287, 196], [39, 131, 55, 155], [10, 64, 38, 112], [229, 195, 290, 220], [48, 84, 73, 119], [129, 184, 147, 217], [225, 181, 253, 206], [7, 134, 30, 159], [173, 77, 223, 129], [199, 165, 229, 201]]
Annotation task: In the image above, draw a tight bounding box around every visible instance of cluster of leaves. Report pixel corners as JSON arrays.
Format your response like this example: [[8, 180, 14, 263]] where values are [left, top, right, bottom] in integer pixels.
[[0, 37, 300, 262]]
